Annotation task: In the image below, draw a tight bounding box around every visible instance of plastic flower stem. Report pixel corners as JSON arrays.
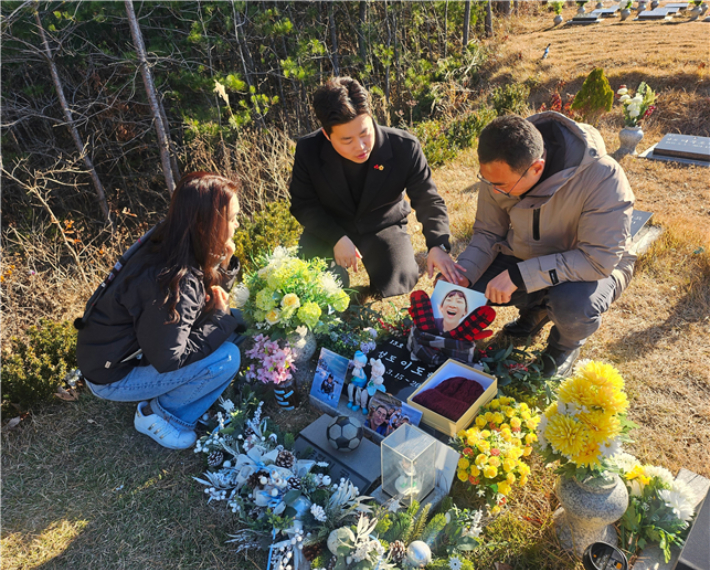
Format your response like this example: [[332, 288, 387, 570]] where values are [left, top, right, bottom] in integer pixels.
[[266, 527, 277, 569]]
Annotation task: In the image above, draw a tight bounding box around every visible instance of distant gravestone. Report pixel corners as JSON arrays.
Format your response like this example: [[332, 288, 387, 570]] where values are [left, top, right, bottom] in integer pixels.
[[637, 8, 674, 19], [663, 2, 689, 10], [591, 5, 621, 17], [639, 134, 710, 167], [570, 14, 602, 23], [654, 134, 710, 162]]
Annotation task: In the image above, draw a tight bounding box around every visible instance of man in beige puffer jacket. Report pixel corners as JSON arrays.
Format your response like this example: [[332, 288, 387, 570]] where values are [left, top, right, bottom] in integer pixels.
[[452, 112, 635, 377]]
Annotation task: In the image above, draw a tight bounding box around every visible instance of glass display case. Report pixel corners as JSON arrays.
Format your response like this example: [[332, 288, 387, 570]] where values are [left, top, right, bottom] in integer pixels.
[[381, 423, 437, 502]]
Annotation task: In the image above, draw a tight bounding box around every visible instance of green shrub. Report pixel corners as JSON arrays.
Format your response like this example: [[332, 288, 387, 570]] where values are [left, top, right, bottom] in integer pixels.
[[549, 0, 565, 14], [411, 108, 495, 167], [447, 108, 497, 149], [490, 83, 531, 116], [411, 120, 459, 167], [233, 200, 302, 276], [1, 319, 78, 413], [570, 67, 613, 126]]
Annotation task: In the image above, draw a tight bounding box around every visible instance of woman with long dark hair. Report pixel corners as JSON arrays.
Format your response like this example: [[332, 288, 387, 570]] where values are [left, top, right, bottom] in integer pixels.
[[77, 172, 244, 449]]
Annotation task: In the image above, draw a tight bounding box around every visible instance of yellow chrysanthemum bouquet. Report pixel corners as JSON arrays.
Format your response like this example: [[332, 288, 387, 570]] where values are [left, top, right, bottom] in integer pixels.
[[537, 360, 636, 479], [452, 396, 541, 513], [233, 246, 350, 336]]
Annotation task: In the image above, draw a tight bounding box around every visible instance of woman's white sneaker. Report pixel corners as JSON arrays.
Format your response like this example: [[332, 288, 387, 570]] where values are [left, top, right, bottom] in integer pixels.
[[134, 401, 196, 449]]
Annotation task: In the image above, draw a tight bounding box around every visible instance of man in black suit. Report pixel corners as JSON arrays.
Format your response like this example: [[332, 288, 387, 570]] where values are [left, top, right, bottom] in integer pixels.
[[289, 77, 465, 298]]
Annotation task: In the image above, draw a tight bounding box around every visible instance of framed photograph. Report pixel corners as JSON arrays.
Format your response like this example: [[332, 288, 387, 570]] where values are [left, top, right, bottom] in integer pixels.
[[310, 348, 349, 407], [364, 392, 423, 438], [430, 280, 488, 334]]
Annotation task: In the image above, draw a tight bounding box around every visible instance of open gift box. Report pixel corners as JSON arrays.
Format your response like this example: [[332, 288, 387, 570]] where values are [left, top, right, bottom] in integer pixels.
[[406, 359, 497, 436]]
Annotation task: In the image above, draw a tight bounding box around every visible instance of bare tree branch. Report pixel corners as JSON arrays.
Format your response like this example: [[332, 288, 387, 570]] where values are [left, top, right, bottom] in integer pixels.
[[124, 0, 177, 194], [3, 161, 90, 285], [33, 7, 112, 223]]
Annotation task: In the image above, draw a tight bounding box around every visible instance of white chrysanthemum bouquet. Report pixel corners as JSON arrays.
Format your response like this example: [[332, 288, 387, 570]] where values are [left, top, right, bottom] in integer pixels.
[[617, 82, 656, 127], [233, 246, 350, 336], [609, 453, 697, 563]]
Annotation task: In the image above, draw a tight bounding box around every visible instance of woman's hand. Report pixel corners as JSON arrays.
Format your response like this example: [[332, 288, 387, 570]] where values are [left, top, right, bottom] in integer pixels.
[[208, 285, 230, 314], [221, 238, 236, 269]]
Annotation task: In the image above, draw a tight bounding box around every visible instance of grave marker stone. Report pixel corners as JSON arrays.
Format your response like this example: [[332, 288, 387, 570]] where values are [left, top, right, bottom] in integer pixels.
[[570, 14, 602, 23], [591, 5, 621, 17], [639, 134, 710, 167], [366, 337, 439, 401], [663, 2, 688, 10], [637, 8, 674, 19], [676, 480, 709, 570], [630, 210, 653, 241], [293, 414, 381, 493], [653, 133, 710, 162]]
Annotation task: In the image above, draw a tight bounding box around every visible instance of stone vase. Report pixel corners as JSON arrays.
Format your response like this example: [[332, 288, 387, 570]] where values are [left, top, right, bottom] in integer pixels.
[[689, 5, 702, 19], [577, 4, 587, 14], [617, 125, 644, 157], [596, 1, 604, 8], [701, 3, 709, 15], [620, 8, 631, 20], [554, 473, 629, 558], [286, 325, 318, 369], [650, 0, 659, 8], [554, 14, 564, 24], [637, 0, 647, 11]]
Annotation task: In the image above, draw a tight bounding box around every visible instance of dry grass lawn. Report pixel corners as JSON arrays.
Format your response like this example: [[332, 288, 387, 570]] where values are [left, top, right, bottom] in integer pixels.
[[2, 5, 709, 570]]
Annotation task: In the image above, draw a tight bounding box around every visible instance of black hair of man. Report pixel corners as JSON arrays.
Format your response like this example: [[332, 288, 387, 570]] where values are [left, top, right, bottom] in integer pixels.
[[478, 115, 544, 174], [312, 77, 372, 134]]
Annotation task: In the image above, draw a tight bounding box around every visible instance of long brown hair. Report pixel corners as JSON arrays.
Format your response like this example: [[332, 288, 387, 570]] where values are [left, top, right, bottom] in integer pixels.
[[155, 172, 239, 323]]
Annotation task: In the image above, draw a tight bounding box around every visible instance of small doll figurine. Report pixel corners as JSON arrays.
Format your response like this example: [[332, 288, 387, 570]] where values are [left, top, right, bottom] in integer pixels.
[[395, 457, 421, 497], [367, 358, 387, 398], [347, 350, 368, 413]]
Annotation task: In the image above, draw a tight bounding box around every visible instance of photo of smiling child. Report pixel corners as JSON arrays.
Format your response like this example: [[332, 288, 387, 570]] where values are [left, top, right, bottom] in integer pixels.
[[309, 348, 349, 406], [430, 280, 487, 334]]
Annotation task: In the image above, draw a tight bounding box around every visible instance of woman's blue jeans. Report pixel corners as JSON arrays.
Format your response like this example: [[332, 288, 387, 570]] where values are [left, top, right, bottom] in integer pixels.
[[86, 341, 241, 430]]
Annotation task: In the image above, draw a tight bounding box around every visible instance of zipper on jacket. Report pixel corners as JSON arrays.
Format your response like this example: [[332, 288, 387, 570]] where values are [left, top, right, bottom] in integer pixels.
[[533, 209, 541, 241]]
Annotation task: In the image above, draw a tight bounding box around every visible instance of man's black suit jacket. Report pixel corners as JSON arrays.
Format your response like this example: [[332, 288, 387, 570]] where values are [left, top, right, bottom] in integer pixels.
[[289, 122, 451, 251]]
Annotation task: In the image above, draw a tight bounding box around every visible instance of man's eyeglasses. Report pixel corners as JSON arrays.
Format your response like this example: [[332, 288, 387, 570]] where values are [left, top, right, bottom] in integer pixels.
[[477, 162, 536, 197]]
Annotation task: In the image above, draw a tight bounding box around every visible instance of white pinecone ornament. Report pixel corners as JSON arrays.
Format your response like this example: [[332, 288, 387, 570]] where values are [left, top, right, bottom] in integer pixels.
[[207, 450, 224, 467], [275, 449, 296, 469], [287, 476, 302, 490], [389, 540, 406, 564]]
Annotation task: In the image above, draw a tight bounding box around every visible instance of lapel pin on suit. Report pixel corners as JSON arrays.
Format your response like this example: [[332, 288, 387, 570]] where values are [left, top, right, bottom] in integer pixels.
[[374, 164, 384, 171]]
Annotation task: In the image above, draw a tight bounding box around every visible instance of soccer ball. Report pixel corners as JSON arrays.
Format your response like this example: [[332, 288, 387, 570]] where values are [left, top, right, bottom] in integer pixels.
[[326, 415, 363, 453]]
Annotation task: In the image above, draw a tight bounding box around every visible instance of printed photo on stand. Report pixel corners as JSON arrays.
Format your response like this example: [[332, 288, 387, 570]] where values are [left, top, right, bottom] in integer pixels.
[[430, 280, 488, 334], [364, 392, 423, 437], [310, 348, 349, 407]]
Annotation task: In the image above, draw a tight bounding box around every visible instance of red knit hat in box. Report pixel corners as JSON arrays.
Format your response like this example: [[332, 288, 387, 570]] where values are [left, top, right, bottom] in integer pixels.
[[412, 376, 484, 421]]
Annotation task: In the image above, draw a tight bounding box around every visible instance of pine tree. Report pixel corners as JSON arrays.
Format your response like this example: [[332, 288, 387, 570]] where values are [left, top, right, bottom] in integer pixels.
[[570, 67, 614, 126]]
